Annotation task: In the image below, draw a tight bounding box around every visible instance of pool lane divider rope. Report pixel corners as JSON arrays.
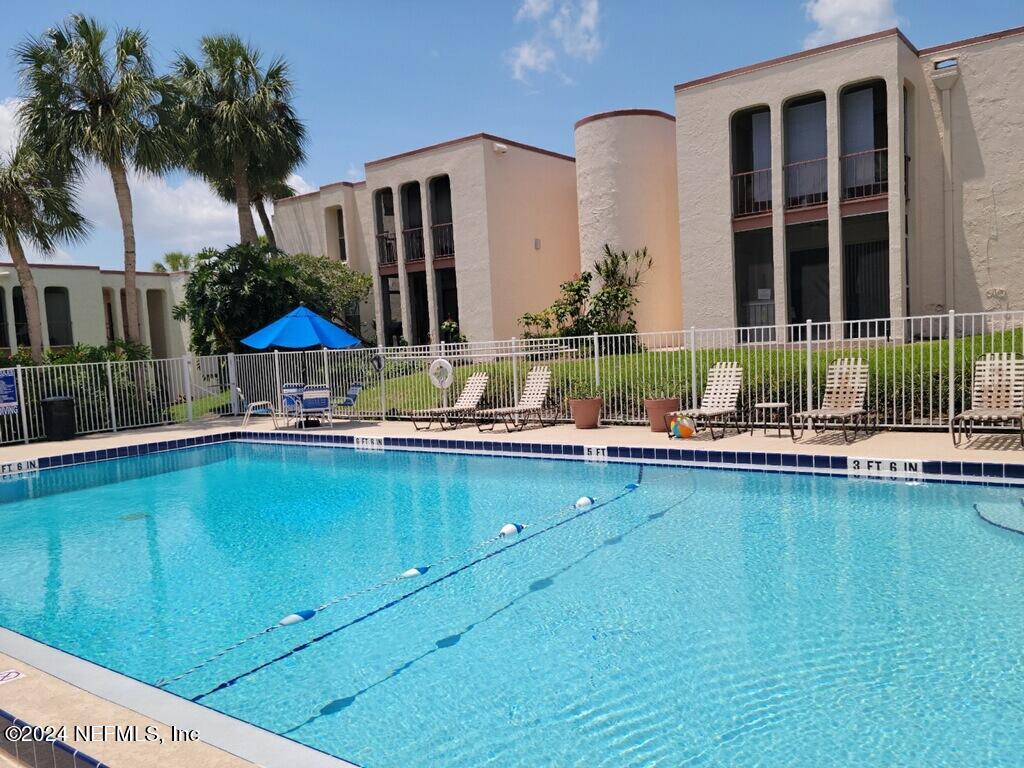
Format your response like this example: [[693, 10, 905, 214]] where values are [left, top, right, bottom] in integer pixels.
[[156, 471, 640, 691], [185, 470, 644, 703], [972, 498, 1024, 536]]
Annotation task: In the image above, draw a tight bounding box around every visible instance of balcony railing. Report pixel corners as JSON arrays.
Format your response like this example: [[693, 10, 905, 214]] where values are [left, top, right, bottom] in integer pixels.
[[432, 222, 455, 259], [784, 158, 827, 209], [841, 147, 888, 200], [376, 232, 398, 266], [731, 168, 772, 217], [739, 300, 775, 328], [403, 227, 425, 262]]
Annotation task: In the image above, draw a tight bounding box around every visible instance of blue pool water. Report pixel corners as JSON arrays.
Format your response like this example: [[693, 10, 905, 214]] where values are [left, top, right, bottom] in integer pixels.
[[2, 442, 1024, 766]]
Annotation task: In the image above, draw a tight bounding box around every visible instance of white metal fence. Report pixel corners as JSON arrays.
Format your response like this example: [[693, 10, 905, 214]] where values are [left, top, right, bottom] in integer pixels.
[[4, 309, 1024, 445]]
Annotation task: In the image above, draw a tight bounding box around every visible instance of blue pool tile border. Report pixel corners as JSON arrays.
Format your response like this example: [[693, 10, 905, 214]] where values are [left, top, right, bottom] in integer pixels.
[[12, 428, 1024, 488], [0, 707, 110, 768]]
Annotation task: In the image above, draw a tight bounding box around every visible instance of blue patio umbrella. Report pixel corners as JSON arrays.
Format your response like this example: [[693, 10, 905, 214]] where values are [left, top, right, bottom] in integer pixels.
[[241, 306, 361, 350]]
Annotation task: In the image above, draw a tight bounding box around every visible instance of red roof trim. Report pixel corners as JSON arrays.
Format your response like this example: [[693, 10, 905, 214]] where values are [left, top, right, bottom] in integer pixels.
[[918, 24, 1024, 55], [675, 28, 907, 92], [365, 132, 574, 168], [574, 109, 675, 130]]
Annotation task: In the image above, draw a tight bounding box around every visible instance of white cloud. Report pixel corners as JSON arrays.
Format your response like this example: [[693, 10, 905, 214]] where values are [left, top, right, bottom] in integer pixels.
[[78, 166, 241, 260], [286, 173, 315, 195], [803, 0, 897, 49], [507, 0, 601, 83], [516, 0, 553, 22], [550, 0, 601, 61], [507, 40, 557, 82], [0, 98, 18, 155]]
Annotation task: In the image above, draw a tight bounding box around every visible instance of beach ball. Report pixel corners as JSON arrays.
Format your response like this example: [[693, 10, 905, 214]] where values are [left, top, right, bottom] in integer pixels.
[[669, 414, 696, 439]]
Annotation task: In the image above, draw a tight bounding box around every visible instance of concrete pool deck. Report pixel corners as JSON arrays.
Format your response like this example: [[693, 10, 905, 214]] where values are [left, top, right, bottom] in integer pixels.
[[1, 416, 1022, 767], [2, 416, 1022, 467]]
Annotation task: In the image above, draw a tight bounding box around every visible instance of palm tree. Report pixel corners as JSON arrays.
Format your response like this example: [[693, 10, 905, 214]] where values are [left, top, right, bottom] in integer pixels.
[[152, 251, 193, 272], [0, 140, 88, 363], [174, 35, 305, 245], [210, 173, 294, 248], [17, 15, 178, 343]]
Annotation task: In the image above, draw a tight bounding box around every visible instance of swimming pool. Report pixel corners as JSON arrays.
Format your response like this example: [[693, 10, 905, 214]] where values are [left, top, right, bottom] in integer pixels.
[[2, 441, 1023, 766]]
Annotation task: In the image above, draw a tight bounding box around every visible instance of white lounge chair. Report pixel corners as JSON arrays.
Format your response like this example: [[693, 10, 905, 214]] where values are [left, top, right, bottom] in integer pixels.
[[664, 361, 743, 440], [239, 387, 277, 428], [412, 372, 489, 431], [476, 366, 552, 432], [951, 352, 1024, 446], [790, 358, 872, 443]]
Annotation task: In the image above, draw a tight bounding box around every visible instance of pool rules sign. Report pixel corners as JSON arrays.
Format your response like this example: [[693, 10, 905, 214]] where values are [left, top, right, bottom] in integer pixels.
[[849, 457, 923, 480], [0, 368, 17, 416]]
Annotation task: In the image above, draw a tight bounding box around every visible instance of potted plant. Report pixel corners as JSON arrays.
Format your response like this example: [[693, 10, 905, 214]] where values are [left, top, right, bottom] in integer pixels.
[[567, 378, 603, 429], [644, 382, 682, 433]]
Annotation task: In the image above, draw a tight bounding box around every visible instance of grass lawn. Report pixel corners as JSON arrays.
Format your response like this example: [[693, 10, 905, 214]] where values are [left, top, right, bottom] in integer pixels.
[[169, 389, 232, 422]]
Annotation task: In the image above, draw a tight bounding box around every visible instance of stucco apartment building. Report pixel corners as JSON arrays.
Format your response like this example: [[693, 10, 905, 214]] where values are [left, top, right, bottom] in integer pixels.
[[275, 23, 1023, 346], [0, 263, 189, 358], [678, 24, 1024, 337], [274, 134, 581, 346]]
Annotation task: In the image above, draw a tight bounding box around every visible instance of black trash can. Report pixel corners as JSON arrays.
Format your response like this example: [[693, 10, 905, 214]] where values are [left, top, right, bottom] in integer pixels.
[[42, 396, 76, 441]]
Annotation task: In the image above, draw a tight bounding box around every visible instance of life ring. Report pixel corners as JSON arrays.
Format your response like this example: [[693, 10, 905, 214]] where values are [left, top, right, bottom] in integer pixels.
[[428, 358, 454, 389]]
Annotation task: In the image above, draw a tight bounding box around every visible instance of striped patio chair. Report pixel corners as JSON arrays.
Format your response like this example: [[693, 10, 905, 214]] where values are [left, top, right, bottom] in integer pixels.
[[476, 366, 552, 432], [951, 352, 1024, 446], [298, 385, 333, 428], [332, 381, 365, 420], [790, 358, 872, 443], [664, 361, 744, 440], [412, 372, 490, 431]]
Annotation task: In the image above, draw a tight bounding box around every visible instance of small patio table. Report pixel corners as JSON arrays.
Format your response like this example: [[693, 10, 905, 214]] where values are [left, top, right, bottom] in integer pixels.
[[750, 401, 790, 437]]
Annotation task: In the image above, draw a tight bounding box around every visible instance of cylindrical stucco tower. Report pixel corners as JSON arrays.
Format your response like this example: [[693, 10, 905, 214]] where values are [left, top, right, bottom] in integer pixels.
[[574, 109, 682, 334]]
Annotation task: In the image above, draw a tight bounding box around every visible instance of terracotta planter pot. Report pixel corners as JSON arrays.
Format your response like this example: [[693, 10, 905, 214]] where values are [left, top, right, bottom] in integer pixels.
[[644, 397, 679, 433], [569, 397, 603, 429]]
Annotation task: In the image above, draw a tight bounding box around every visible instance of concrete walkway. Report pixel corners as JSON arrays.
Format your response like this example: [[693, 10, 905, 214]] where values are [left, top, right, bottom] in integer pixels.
[[2, 416, 1019, 466]]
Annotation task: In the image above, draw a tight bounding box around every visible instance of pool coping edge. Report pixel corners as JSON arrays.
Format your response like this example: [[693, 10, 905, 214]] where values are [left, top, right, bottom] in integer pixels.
[[0, 628, 358, 768]]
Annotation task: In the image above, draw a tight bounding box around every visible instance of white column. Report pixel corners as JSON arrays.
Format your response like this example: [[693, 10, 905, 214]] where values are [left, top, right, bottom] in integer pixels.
[[392, 186, 413, 344], [825, 88, 844, 334], [888, 76, 909, 338], [108, 289, 124, 341], [770, 101, 788, 335], [37, 287, 51, 351], [4, 285, 17, 350], [138, 290, 152, 349], [420, 178, 441, 348]]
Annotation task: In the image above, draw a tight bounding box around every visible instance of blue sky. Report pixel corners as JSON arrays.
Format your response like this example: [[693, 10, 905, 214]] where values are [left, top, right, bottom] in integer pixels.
[[0, 0, 1021, 268]]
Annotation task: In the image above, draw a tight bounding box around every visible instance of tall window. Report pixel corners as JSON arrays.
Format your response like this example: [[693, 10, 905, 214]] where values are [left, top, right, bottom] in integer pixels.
[[12, 288, 29, 348], [0, 288, 7, 349], [336, 209, 347, 262], [44, 287, 74, 347]]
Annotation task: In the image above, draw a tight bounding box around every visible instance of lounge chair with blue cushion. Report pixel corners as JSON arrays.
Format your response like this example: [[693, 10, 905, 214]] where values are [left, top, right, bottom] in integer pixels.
[[239, 387, 277, 428], [332, 381, 365, 420]]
